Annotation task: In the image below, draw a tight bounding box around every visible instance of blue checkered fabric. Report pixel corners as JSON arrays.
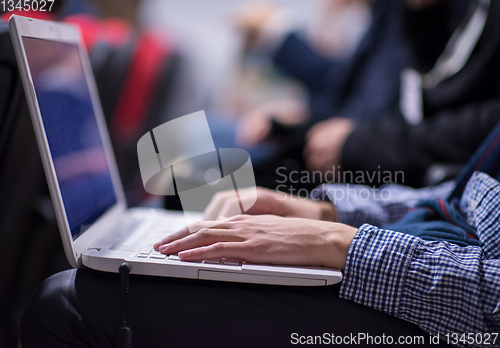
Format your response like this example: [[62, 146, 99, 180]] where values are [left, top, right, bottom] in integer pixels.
[[312, 181, 454, 228], [460, 172, 500, 259], [339, 172, 500, 347]]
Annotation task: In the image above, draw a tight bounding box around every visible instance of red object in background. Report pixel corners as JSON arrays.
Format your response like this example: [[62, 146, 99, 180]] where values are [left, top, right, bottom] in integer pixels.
[[112, 31, 172, 141], [0, 10, 54, 22], [1, 12, 173, 143], [65, 14, 173, 142]]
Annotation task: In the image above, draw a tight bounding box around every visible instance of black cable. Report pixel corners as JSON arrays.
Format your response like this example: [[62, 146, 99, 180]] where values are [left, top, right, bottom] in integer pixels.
[[118, 262, 132, 348]]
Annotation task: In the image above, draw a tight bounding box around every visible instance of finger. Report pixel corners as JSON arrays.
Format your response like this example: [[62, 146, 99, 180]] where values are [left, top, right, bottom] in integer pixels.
[[243, 193, 274, 216], [229, 187, 280, 217], [178, 241, 250, 261], [153, 228, 190, 250], [159, 228, 245, 255], [203, 191, 235, 221], [216, 199, 244, 220], [154, 220, 229, 250]]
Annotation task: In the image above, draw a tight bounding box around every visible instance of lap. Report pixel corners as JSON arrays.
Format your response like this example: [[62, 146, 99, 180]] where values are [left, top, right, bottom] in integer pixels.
[[21, 268, 437, 348]]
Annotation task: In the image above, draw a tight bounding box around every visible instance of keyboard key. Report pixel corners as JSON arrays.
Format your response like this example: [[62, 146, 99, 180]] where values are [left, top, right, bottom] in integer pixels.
[[222, 258, 241, 266], [204, 259, 221, 264], [150, 254, 167, 259], [167, 255, 181, 261]]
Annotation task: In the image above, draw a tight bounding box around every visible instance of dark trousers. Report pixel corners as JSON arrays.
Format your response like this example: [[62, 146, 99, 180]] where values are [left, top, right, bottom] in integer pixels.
[[21, 268, 447, 348]]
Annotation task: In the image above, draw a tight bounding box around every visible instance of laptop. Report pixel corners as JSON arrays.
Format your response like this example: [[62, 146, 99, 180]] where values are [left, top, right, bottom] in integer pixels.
[[9, 15, 342, 286]]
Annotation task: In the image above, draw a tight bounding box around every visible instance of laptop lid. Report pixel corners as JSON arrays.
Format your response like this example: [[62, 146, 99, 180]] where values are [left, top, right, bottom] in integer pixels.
[[9, 15, 127, 267]]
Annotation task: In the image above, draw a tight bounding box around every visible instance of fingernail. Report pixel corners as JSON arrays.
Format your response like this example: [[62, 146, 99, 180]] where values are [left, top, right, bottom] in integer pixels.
[[159, 244, 168, 252], [179, 250, 190, 258]]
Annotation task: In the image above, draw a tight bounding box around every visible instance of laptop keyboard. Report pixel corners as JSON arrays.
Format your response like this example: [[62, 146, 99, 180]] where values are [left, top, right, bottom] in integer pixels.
[[135, 247, 242, 266]]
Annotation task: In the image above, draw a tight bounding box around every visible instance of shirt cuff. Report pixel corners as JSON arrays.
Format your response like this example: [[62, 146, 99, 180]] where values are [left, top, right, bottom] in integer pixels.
[[460, 171, 500, 258], [339, 224, 421, 317], [310, 184, 385, 227], [460, 171, 500, 228]]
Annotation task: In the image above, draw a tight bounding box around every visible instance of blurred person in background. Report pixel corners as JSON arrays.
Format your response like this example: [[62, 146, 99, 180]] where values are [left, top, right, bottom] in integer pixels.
[[237, 0, 500, 189], [235, 0, 412, 139]]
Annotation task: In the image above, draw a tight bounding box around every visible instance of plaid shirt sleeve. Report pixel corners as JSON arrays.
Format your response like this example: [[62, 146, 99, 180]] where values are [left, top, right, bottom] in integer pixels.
[[339, 172, 500, 347], [311, 181, 454, 227]]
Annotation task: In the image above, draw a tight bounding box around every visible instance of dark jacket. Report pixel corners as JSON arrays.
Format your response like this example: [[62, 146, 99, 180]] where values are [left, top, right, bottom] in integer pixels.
[[273, 0, 413, 122], [341, 0, 500, 187]]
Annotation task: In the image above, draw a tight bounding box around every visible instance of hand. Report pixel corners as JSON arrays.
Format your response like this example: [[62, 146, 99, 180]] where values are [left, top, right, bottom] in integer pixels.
[[236, 100, 308, 148], [304, 117, 354, 173], [153, 215, 357, 270], [203, 186, 336, 222]]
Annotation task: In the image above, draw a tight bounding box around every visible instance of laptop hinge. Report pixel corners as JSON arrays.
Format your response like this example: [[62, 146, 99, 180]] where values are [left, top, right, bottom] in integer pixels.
[[75, 252, 83, 266]]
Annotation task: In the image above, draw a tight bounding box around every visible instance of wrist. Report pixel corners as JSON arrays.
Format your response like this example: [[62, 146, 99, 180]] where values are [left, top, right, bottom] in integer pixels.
[[323, 223, 357, 270], [318, 201, 337, 222], [336, 225, 357, 271]]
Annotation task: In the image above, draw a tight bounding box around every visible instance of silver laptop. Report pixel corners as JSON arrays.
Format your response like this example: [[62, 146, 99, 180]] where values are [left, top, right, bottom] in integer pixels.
[[9, 15, 342, 286]]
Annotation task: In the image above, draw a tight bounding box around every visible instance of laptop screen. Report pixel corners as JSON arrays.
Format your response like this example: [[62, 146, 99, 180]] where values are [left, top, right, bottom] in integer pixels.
[[22, 37, 117, 240]]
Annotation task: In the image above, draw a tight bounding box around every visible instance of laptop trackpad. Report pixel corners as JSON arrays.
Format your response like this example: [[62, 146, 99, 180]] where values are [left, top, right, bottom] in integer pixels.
[[198, 270, 326, 286]]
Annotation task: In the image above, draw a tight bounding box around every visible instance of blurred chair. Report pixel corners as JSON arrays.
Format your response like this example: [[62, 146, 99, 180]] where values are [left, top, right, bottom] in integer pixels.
[[65, 14, 183, 207]]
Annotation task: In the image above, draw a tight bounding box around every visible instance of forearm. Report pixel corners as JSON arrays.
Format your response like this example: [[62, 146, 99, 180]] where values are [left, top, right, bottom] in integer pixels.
[[341, 224, 500, 345]]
